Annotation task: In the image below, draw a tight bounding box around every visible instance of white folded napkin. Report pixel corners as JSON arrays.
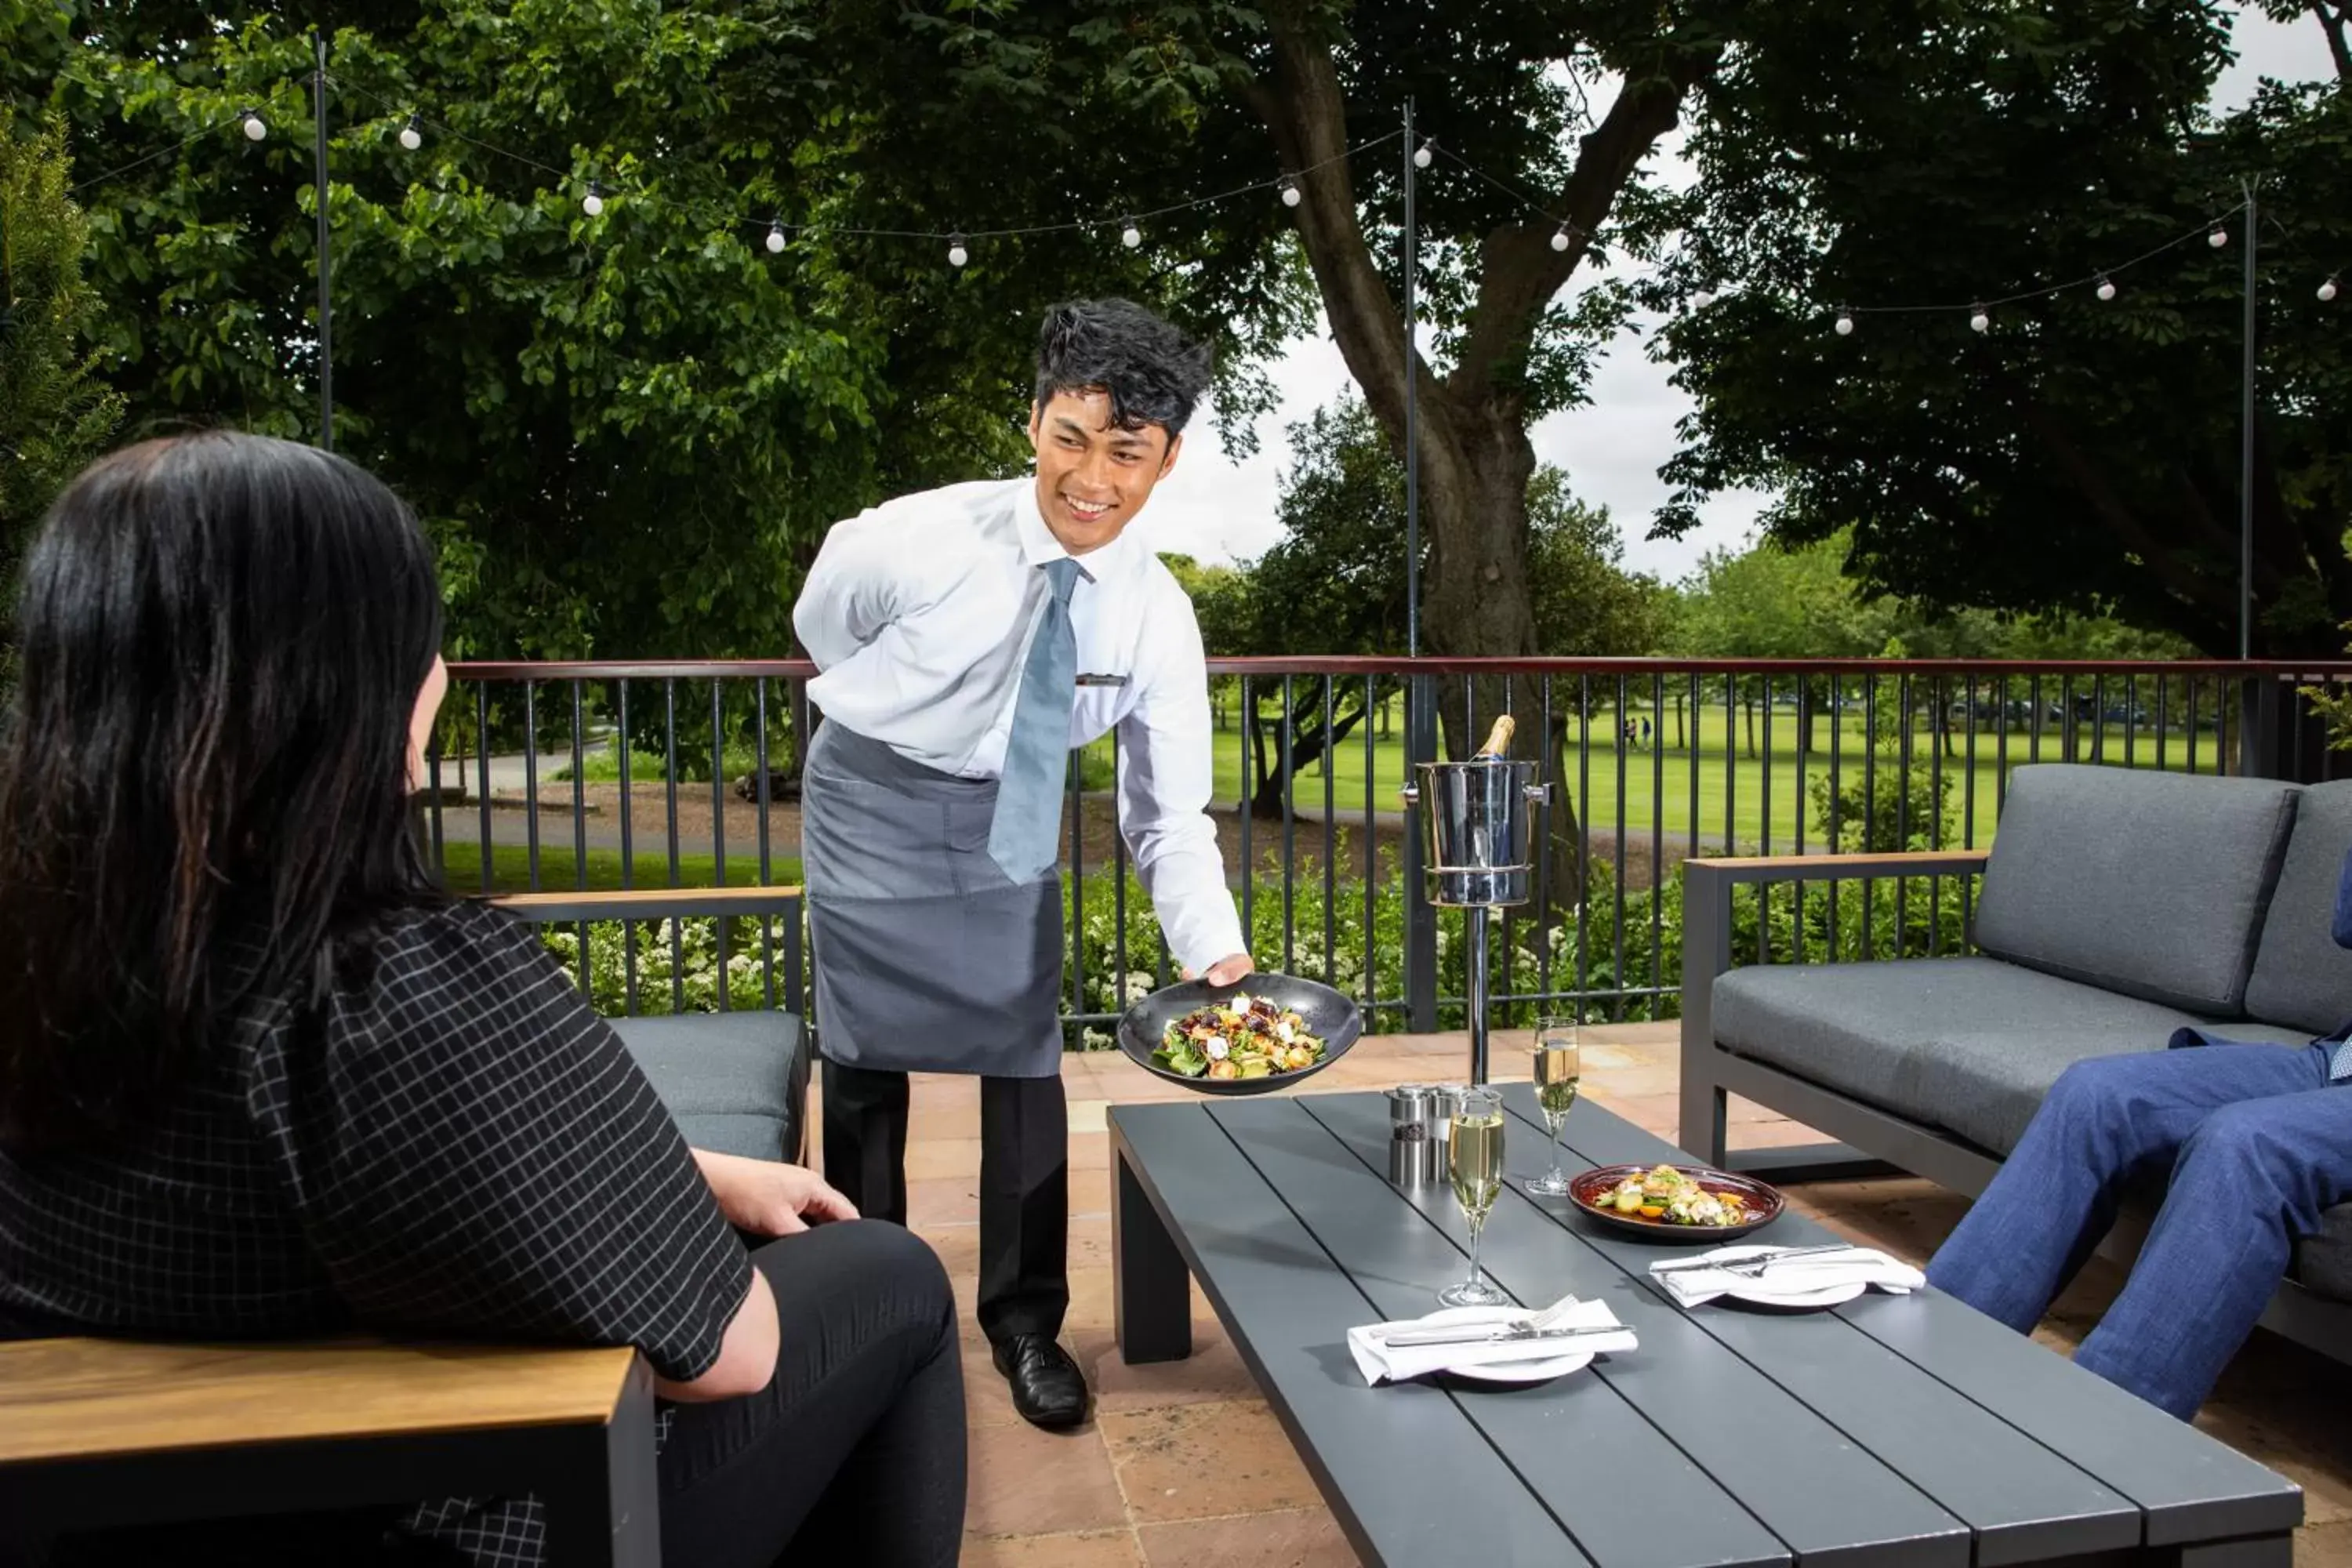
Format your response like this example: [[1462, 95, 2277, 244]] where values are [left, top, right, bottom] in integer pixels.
[[1347, 1296, 1636, 1386], [1648, 1244, 1922, 1308]]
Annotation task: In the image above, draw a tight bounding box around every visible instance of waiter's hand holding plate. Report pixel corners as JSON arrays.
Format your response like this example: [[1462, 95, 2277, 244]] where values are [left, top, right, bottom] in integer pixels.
[[1183, 953, 1256, 986], [1119, 967, 1363, 1097]]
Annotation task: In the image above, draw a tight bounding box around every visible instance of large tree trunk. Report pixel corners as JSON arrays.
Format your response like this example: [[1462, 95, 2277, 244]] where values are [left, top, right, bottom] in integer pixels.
[[1246, 1, 1711, 926]]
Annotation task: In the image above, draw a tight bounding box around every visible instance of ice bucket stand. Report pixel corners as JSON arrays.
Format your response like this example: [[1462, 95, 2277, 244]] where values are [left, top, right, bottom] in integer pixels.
[[1401, 717, 1548, 1087]]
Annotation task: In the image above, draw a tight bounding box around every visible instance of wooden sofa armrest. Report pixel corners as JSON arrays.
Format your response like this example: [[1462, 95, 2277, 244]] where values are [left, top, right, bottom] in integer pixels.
[[485, 884, 802, 924], [1683, 849, 1990, 887], [0, 1336, 644, 1465], [0, 1336, 658, 1563]]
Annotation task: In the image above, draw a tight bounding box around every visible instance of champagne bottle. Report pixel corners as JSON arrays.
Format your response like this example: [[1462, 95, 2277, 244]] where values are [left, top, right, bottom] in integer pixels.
[[1473, 714, 1515, 760]]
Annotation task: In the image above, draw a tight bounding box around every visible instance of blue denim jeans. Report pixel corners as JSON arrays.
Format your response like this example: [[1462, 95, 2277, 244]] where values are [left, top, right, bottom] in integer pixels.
[[1925, 1040, 2352, 1420]]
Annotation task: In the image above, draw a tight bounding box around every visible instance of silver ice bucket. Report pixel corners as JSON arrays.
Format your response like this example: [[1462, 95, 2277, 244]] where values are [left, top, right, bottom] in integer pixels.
[[1402, 717, 1548, 909]]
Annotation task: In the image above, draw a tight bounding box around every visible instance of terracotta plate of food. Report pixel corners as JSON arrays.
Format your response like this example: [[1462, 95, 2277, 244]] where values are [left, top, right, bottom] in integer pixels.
[[1567, 1162, 1785, 1243], [1116, 974, 1363, 1096]]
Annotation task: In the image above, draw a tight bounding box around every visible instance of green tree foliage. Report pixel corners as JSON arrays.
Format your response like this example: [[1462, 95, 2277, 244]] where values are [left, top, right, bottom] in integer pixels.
[[1650, 4, 2350, 655], [829, 1, 1721, 769], [3, 0, 1318, 670], [0, 115, 122, 568]]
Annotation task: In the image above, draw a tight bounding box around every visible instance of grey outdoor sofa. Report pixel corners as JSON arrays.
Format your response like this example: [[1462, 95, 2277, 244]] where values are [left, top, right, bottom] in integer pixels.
[[492, 886, 811, 1164], [1679, 761, 2352, 1361]]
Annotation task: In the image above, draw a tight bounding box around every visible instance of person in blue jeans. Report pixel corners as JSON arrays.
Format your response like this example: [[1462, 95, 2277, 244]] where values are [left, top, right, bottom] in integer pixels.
[[1926, 854, 2352, 1420]]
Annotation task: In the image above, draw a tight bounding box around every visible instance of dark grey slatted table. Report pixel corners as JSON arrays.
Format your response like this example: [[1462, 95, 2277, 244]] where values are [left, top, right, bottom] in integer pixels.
[[1109, 1091, 2301, 1568]]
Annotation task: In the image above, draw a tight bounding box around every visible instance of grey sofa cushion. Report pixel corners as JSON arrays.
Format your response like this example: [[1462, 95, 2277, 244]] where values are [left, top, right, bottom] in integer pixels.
[[2244, 780, 2352, 1036], [2297, 1205, 2352, 1302], [1713, 956, 2310, 1156], [612, 1010, 808, 1163], [1971, 765, 2298, 1016]]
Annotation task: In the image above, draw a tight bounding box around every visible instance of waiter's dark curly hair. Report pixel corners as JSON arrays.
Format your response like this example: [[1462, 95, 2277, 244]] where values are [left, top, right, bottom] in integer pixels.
[[1033, 299, 1213, 437]]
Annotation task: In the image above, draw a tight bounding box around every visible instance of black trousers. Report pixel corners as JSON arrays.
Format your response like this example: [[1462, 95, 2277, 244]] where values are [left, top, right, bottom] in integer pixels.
[[821, 1058, 1069, 1345], [658, 1220, 966, 1567]]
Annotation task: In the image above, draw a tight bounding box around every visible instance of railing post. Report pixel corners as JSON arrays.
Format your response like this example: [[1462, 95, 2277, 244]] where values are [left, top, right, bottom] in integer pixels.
[[2239, 673, 2286, 779], [1403, 670, 1440, 1033]]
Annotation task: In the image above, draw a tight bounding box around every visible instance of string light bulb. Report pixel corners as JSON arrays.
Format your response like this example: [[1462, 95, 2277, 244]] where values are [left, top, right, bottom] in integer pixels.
[[397, 114, 423, 151], [1834, 311, 1854, 336], [1550, 222, 1572, 252], [2096, 274, 2116, 301], [947, 233, 969, 267], [1120, 218, 1142, 248], [2321, 274, 2340, 303], [765, 219, 786, 254], [1969, 305, 1991, 333], [1690, 289, 1717, 308], [2209, 226, 2229, 248], [1413, 140, 1433, 169], [240, 108, 267, 142], [581, 181, 605, 217], [1279, 178, 1301, 208]]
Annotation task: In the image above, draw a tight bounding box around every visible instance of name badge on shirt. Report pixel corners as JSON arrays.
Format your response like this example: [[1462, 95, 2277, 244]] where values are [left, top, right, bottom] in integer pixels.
[[1076, 673, 1131, 688]]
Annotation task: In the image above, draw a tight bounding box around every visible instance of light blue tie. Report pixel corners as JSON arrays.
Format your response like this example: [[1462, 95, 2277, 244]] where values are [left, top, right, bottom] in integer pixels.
[[2331, 1037, 2352, 1084], [988, 557, 1081, 884]]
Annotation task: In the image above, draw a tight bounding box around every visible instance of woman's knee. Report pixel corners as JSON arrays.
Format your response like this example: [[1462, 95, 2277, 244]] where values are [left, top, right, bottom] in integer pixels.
[[760, 1219, 955, 1338]]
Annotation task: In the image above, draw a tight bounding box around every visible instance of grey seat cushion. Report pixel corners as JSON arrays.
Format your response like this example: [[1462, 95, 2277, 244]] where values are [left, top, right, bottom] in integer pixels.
[[1713, 956, 2310, 1156], [612, 1011, 809, 1163], [2297, 1206, 2352, 1302], [2244, 780, 2352, 1036], [1971, 765, 2298, 1016]]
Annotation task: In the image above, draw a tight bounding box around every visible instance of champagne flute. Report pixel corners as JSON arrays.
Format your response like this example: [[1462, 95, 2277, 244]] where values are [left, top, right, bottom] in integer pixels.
[[1526, 1015, 1582, 1196], [1439, 1086, 1510, 1307]]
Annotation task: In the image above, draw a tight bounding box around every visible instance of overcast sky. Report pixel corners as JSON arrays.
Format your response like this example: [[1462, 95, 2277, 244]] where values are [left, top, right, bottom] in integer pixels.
[[1134, 5, 2335, 585]]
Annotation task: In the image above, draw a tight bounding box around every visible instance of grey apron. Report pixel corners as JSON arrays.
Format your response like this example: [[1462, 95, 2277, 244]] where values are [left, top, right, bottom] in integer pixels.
[[802, 720, 1064, 1077]]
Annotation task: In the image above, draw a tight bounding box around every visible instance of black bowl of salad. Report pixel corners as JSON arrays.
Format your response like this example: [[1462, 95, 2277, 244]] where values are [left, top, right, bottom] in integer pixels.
[[1116, 973, 1364, 1096]]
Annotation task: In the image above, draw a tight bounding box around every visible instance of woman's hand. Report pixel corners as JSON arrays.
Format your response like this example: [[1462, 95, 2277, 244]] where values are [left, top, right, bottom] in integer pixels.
[[692, 1149, 858, 1237]]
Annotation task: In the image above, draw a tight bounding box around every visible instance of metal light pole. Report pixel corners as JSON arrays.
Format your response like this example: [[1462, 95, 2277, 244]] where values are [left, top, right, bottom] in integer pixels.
[[2238, 176, 2259, 660], [1402, 98, 1420, 659], [1399, 97, 1439, 1033], [312, 31, 335, 451]]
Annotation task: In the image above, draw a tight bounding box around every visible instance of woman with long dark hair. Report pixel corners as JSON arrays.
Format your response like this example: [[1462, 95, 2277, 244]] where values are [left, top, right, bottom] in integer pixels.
[[0, 433, 965, 1566]]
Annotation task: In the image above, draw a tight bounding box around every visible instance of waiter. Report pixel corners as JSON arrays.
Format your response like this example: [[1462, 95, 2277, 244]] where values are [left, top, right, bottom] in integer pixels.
[[793, 299, 1251, 1429]]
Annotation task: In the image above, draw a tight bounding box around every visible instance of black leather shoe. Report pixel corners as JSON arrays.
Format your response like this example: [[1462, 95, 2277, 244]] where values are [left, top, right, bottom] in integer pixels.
[[992, 1334, 1091, 1430]]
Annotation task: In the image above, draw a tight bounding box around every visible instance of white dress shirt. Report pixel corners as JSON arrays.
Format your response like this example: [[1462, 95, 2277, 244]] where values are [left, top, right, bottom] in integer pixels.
[[794, 477, 1247, 971]]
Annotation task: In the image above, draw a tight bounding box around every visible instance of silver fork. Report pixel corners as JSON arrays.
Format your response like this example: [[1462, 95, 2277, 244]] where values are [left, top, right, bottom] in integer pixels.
[[1651, 1244, 1867, 1279], [1381, 1295, 1591, 1347]]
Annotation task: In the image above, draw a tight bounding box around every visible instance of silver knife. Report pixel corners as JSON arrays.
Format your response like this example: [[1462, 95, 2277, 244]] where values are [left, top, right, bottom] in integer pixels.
[[1650, 1244, 1864, 1276], [1381, 1321, 1632, 1348]]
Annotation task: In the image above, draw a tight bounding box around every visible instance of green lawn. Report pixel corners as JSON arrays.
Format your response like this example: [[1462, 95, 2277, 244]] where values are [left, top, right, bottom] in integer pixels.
[[434, 840, 804, 896], [1080, 698, 2230, 851]]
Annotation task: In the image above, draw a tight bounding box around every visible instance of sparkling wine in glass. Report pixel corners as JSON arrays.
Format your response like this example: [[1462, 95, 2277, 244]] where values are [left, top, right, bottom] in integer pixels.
[[1440, 1087, 1510, 1307], [1526, 1017, 1582, 1197]]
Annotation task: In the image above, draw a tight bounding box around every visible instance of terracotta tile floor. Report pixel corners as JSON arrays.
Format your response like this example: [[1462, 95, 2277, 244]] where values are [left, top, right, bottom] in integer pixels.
[[810, 1026, 2352, 1567]]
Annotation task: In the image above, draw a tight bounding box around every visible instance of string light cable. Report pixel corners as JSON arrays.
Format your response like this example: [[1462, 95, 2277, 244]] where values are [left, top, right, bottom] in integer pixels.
[[53, 81, 2336, 310], [325, 71, 1399, 256], [1425, 137, 2336, 325], [64, 111, 253, 196]]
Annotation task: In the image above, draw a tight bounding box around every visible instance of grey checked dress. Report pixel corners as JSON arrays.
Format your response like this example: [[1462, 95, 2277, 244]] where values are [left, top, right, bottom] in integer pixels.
[[0, 902, 753, 1566]]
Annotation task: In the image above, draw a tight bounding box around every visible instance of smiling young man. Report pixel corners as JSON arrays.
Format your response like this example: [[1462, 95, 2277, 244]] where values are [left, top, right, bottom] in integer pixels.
[[792, 299, 1252, 1429]]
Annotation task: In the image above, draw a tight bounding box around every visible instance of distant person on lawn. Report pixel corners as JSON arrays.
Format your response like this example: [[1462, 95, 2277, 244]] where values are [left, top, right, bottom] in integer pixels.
[[1927, 848, 2352, 1418]]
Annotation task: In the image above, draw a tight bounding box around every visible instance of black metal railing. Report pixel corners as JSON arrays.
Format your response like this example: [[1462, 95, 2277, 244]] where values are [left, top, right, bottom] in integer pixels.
[[429, 657, 2352, 1034]]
